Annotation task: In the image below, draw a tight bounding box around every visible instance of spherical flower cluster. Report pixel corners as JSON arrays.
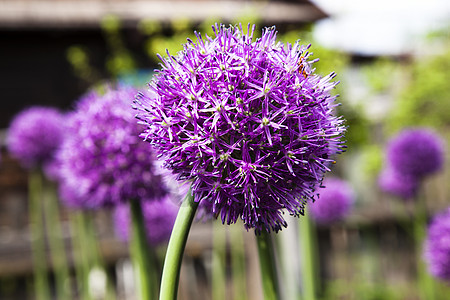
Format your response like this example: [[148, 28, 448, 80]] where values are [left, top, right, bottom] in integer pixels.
[[423, 207, 450, 282], [7, 106, 65, 169], [378, 167, 418, 200], [57, 86, 168, 209], [387, 128, 445, 179], [114, 198, 178, 246], [134, 24, 346, 232], [309, 177, 354, 224]]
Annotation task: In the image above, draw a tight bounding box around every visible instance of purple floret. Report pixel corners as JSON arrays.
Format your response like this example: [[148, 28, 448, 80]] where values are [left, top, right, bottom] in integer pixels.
[[134, 24, 346, 232], [309, 177, 354, 224], [114, 198, 178, 246], [7, 106, 65, 169], [57, 86, 169, 209], [424, 207, 450, 282], [378, 167, 418, 200], [387, 128, 445, 179]]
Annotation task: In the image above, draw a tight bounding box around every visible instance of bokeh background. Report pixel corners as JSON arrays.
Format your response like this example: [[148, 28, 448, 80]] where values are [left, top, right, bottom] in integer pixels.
[[0, 0, 449, 299]]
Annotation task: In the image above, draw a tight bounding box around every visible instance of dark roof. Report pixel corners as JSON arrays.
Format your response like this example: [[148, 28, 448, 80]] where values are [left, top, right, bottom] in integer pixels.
[[0, 0, 328, 29]]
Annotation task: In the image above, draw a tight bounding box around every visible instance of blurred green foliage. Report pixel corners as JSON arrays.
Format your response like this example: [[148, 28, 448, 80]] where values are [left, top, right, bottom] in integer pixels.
[[359, 144, 383, 179], [141, 12, 261, 60], [101, 15, 137, 77], [323, 277, 450, 300], [66, 46, 101, 84], [362, 58, 402, 94], [386, 47, 450, 133], [358, 30, 450, 136], [142, 18, 199, 59], [340, 102, 371, 151], [322, 279, 411, 300]]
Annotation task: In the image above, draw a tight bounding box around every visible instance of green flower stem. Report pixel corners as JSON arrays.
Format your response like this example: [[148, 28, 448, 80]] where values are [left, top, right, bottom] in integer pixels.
[[299, 212, 317, 300], [84, 211, 116, 300], [212, 220, 226, 300], [130, 199, 158, 300], [230, 224, 248, 300], [84, 211, 117, 300], [43, 181, 71, 300], [160, 188, 198, 300], [29, 170, 50, 300], [414, 191, 435, 300], [72, 212, 93, 300], [256, 231, 280, 300]]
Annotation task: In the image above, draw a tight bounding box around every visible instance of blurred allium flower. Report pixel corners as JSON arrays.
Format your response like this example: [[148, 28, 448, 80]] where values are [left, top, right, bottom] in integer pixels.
[[7, 106, 64, 169], [57, 86, 168, 208], [378, 167, 418, 200], [134, 24, 346, 232], [424, 207, 450, 282], [387, 128, 445, 179], [114, 198, 178, 246], [309, 177, 354, 224]]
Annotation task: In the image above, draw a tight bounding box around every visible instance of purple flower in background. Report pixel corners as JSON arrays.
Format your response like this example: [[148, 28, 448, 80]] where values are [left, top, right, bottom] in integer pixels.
[[57, 86, 168, 209], [378, 167, 418, 200], [114, 198, 178, 246], [387, 128, 445, 179], [309, 177, 354, 224], [134, 24, 346, 232], [7, 106, 64, 169], [424, 207, 450, 282]]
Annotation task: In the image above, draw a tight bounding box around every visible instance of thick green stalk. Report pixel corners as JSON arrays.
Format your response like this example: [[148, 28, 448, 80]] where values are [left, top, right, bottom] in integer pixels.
[[130, 199, 158, 300], [256, 231, 280, 300], [44, 181, 71, 300], [299, 212, 316, 300], [29, 170, 51, 300], [160, 188, 198, 300], [72, 212, 93, 300], [212, 220, 226, 300], [414, 191, 435, 300]]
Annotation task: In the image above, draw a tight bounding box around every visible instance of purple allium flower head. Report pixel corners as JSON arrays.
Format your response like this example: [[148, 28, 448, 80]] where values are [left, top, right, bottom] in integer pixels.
[[134, 24, 346, 232], [57, 86, 169, 209], [378, 167, 418, 200], [387, 128, 445, 179], [309, 177, 354, 224], [7, 106, 65, 169], [114, 198, 178, 246], [424, 207, 450, 282]]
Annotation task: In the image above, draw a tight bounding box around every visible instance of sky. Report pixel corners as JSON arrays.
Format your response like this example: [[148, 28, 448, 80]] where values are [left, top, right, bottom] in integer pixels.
[[311, 0, 450, 55]]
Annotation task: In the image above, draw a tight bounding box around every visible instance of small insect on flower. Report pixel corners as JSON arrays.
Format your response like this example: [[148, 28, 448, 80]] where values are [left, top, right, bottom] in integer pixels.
[[298, 54, 310, 78]]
